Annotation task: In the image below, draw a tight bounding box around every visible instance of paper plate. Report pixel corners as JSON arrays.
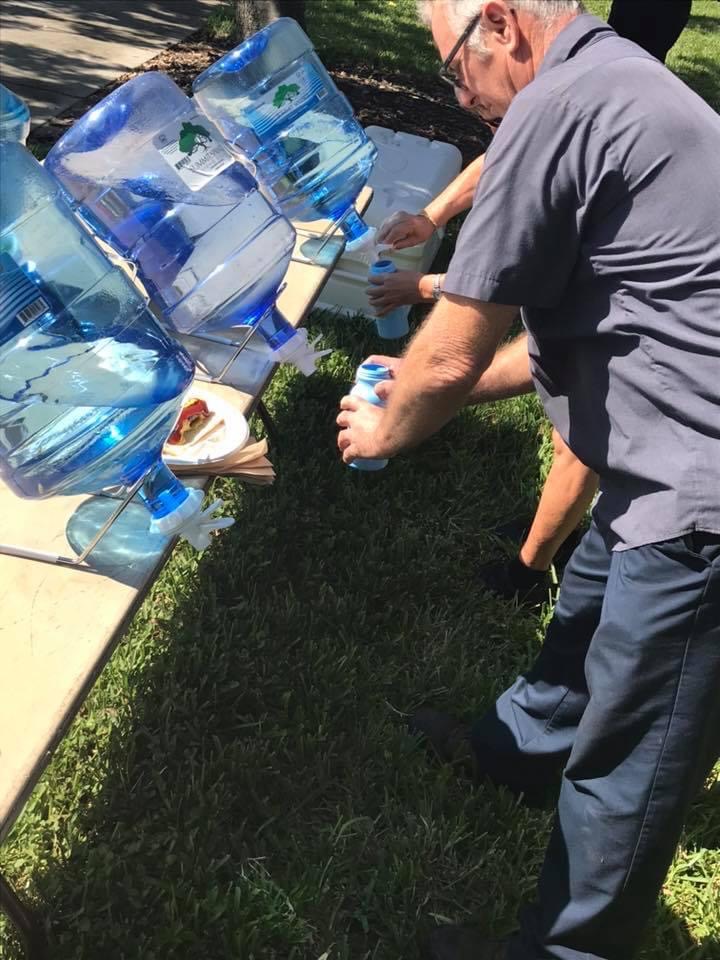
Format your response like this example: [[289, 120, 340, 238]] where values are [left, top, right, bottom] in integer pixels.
[[163, 384, 250, 467]]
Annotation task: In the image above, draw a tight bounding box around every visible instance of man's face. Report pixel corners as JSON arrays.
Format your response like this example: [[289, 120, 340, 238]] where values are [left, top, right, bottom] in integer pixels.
[[432, 1, 524, 123]]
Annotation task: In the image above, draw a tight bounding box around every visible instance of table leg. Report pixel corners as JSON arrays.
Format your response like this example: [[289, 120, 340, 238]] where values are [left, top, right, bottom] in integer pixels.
[[255, 400, 278, 443], [0, 871, 45, 959]]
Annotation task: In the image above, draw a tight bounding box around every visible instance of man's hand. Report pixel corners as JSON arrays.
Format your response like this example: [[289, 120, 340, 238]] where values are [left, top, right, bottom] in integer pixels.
[[336, 395, 391, 464], [367, 269, 430, 316], [364, 354, 403, 401], [335, 295, 517, 464], [377, 210, 436, 250]]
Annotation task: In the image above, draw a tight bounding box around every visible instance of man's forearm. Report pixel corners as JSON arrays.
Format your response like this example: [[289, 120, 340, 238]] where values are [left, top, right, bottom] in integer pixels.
[[466, 331, 534, 404], [425, 154, 486, 227], [376, 293, 517, 455]]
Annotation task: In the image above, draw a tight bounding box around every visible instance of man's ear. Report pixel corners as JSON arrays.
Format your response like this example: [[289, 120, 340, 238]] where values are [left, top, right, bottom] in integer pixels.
[[482, 1, 516, 48]]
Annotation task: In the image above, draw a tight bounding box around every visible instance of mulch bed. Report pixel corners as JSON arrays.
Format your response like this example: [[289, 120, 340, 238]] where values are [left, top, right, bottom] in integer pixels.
[[28, 23, 491, 164]]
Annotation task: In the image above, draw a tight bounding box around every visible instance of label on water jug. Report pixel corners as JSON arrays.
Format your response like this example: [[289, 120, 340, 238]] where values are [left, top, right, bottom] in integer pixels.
[[153, 114, 235, 192], [0, 254, 51, 343], [247, 64, 326, 138]]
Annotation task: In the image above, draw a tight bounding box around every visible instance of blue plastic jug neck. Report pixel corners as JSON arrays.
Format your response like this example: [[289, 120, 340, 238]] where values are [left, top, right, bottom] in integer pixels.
[[139, 460, 189, 520], [341, 208, 371, 244], [369, 259, 397, 276], [356, 362, 391, 385]]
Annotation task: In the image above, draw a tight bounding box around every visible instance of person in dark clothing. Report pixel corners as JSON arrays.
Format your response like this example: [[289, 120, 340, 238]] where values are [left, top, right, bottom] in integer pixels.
[[609, 0, 691, 63], [371, 0, 694, 604], [337, 2, 720, 958]]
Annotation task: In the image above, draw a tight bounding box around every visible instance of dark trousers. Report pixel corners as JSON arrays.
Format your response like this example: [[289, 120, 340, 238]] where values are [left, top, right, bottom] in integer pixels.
[[470, 521, 720, 959], [608, 0, 692, 63]]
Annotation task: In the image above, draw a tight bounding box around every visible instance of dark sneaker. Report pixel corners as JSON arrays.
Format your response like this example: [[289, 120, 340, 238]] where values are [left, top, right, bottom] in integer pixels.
[[422, 924, 509, 960], [408, 708, 557, 808], [492, 517, 585, 570], [478, 555, 551, 603], [408, 708, 475, 775]]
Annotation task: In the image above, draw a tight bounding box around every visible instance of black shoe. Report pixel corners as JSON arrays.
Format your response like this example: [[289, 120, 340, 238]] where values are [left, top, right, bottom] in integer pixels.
[[493, 517, 585, 570], [422, 924, 509, 960], [478, 555, 551, 603], [408, 708, 475, 775], [408, 708, 557, 808]]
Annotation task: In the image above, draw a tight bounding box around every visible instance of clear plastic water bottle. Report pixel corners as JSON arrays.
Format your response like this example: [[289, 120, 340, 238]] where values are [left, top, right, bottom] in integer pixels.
[[368, 260, 410, 339], [0, 83, 30, 144], [44, 73, 322, 374], [348, 363, 391, 472], [0, 141, 232, 549], [192, 18, 378, 252]]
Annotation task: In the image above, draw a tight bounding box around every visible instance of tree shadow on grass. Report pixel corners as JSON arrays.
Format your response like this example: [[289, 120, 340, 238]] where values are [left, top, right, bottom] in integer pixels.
[[642, 899, 719, 960], [669, 50, 720, 111], [0, 337, 548, 959], [3, 345, 716, 958], [686, 12, 720, 37]]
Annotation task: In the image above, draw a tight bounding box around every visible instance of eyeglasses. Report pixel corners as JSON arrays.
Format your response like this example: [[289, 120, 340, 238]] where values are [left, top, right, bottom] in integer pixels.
[[438, 12, 481, 90]]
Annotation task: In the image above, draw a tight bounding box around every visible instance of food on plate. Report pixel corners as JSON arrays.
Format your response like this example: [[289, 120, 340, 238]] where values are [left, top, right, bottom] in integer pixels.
[[167, 396, 213, 446]]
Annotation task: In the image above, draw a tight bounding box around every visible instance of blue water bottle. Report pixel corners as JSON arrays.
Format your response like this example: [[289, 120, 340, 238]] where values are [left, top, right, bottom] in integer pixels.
[[45, 73, 323, 374], [348, 363, 391, 472], [193, 18, 378, 252], [0, 83, 30, 144], [0, 141, 232, 549], [368, 260, 410, 339]]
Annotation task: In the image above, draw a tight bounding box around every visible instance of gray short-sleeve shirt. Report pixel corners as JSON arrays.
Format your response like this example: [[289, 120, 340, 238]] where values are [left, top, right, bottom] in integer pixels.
[[444, 14, 720, 549]]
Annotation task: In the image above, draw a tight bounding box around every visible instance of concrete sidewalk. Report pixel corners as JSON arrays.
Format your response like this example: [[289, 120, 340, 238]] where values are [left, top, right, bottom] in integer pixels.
[[0, 0, 219, 126]]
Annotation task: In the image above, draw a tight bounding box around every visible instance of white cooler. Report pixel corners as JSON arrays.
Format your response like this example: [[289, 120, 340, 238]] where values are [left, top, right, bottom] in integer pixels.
[[316, 126, 462, 319]]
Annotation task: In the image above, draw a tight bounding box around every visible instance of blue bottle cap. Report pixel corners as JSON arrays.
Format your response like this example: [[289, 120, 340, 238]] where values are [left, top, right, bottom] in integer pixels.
[[0, 83, 30, 138]]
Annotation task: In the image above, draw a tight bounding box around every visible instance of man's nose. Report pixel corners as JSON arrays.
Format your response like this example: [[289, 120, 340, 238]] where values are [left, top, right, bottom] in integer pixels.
[[455, 86, 477, 110]]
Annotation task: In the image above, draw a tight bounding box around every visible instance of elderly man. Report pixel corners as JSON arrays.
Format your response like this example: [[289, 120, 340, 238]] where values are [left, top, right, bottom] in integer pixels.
[[336, 2, 720, 958]]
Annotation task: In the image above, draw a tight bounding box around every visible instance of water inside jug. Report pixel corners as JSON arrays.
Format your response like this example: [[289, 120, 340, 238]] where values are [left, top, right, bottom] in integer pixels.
[[0, 141, 232, 549], [45, 73, 324, 374], [193, 18, 378, 254]]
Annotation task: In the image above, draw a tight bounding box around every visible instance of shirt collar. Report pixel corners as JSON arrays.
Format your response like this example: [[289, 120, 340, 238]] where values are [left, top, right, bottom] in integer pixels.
[[537, 13, 616, 78]]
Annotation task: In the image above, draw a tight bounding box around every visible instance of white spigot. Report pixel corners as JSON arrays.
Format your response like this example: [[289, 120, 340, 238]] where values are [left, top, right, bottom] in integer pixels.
[[150, 488, 235, 550], [272, 328, 332, 375]]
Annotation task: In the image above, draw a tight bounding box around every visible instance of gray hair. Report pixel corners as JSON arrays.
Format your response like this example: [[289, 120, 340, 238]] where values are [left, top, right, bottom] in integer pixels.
[[418, 1, 584, 55]]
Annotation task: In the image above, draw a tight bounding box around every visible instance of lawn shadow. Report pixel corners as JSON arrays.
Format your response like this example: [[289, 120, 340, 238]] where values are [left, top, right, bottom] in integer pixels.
[[643, 899, 719, 959], [669, 50, 720, 110], [686, 12, 720, 37], [3, 342, 549, 958]]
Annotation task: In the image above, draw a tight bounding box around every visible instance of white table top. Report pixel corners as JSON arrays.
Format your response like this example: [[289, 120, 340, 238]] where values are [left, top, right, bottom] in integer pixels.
[[0, 189, 371, 840]]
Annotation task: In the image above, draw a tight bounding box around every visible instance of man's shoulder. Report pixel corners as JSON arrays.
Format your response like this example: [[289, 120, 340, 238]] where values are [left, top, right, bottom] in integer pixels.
[[521, 36, 660, 109], [504, 37, 703, 149]]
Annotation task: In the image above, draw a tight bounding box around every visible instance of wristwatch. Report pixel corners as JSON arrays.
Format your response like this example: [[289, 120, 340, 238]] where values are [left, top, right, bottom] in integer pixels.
[[431, 273, 444, 301]]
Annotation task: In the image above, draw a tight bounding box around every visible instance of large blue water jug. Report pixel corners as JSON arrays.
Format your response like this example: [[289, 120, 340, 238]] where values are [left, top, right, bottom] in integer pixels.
[[0, 83, 30, 144], [192, 18, 378, 252], [0, 141, 231, 549], [45, 73, 322, 373]]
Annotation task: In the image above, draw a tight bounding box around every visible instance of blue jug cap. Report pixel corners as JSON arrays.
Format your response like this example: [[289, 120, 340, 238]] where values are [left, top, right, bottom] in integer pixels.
[[369, 259, 398, 276], [0, 83, 30, 126], [355, 362, 391, 384]]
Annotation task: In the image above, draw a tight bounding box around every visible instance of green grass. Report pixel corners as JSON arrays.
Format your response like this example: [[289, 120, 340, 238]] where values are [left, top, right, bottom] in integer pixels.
[[2, 2, 719, 958]]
